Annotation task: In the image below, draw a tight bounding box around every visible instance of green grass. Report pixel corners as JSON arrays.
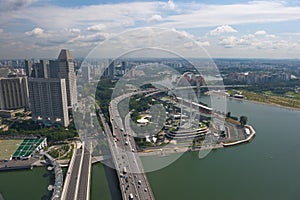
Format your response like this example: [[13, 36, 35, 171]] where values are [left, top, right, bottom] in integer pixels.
[[0, 139, 23, 160], [242, 90, 300, 109]]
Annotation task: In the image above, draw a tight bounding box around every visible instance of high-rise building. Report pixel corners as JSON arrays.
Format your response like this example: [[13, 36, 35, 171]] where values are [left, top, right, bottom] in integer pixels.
[[25, 59, 49, 78], [103, 60, 115, 79], [28, 78, 69, 127], [82, 66, 90, 82], [49, 49, 77, 107], [0, 77, 29, 110]]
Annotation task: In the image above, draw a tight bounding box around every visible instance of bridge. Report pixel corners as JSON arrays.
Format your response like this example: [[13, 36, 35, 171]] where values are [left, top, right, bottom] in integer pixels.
[[61, 142, 91, 200], [98, 89, 156, 200], [172, 85, 249, 90]]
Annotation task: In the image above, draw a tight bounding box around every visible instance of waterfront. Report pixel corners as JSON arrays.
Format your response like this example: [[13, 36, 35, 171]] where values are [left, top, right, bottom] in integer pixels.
[[143, 96, 300, 200], [90, 163, 112, 200], [1, 96, 300, 200], [0, 167, 52, 200]]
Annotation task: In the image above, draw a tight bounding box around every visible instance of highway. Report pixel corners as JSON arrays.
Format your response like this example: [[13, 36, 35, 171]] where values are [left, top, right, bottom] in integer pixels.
[[77, 148, 91, 200], [62, 144, 91, 200], [64, 148, 82, 200], [99, 89, 155, 200], [109, 90, 155, 200]]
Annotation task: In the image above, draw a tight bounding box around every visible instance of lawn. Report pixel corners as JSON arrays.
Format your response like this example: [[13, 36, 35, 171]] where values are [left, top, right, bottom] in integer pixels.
[[0, 139, 23, 160]]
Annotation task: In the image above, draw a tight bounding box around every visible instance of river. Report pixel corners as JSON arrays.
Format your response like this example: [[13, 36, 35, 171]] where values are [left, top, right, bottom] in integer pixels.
[[143, 96, 300, 200], [1, 96, 300, 200]]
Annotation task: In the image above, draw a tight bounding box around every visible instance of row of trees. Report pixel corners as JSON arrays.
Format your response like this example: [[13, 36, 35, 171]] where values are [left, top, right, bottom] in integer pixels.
[[0, 119, 78, 143], [226, 112, 248, 126]]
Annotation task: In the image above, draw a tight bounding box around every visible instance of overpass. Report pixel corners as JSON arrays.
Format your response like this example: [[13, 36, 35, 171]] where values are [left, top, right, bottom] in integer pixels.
[[172, 85, 249, 90], [99, 89, 156, 200], [61, 142, 91, 200]]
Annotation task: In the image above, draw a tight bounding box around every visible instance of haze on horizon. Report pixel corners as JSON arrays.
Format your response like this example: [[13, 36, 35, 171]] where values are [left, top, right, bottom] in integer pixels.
[[1, 0, 300, 59]]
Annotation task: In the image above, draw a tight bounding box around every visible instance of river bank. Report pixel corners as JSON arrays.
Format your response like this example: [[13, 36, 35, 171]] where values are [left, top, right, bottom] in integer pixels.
[[143, 94, 300, 200], [138, 124, 256, 157], [207, 91, 300, 111]]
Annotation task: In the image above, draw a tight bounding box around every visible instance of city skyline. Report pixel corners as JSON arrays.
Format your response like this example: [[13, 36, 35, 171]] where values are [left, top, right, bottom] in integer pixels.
[[1, 0, 300, 59]]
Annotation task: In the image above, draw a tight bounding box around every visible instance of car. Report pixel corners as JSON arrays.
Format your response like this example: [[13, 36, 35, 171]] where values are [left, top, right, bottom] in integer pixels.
[[138, 180, 141, 185], [132, 149, 135, 152], [144, 188, 148, 192], [129, 193, 134, 199]]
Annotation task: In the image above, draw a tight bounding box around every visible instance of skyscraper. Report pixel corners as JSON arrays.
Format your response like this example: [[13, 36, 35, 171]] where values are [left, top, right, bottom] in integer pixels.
[[28, 78, 69, 127], [25, 59, 49, 78], [0, 77, 29, 110], [81, 65, 90, 82], [49, 49, 77, 107], [103, 59, 115, 79]]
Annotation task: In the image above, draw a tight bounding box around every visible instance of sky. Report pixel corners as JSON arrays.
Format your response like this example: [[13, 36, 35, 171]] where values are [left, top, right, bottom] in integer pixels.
[[1, 0, 300, 59]]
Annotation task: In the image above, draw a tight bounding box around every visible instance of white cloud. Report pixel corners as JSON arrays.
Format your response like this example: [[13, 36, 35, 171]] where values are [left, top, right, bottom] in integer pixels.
[[0, 0, 38, 11], [1, 1, 300, 58], [68, 28, 80, 34], [159, 1, 300, 29], [149, 14, 163, 22], [219, 36, 238, 48], [197, 41, 210, 47], [218, 33, 289, 50], [266, 34, 276, 38], [281, 32, 300, 36], [176, 30, 195, 39], [255, 30, 267, 35], [168, 0, 175, 9], [210, 25, 237, 35], [25, 27, 47, 37], [8, 2, 160, 30], [87, 24, 106, 32]]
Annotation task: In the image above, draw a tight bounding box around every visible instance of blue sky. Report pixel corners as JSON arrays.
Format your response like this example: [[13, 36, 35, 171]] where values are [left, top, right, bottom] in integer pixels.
[[1, 0, 300, 59]]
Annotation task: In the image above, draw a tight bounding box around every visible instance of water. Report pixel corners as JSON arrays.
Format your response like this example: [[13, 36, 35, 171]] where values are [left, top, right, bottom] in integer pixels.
[[90, 163, 112, 200], [1, 97, 300, 200], [143, 96, 300, 200], [0, 167, 52, 200]]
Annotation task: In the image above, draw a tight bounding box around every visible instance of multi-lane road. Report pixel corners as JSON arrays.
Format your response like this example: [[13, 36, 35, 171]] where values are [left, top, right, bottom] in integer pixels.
[[62, 145, 91, 200], [64, 148, 82, 200], [77, 149, 91, 200], [99, 89, 155, 200]]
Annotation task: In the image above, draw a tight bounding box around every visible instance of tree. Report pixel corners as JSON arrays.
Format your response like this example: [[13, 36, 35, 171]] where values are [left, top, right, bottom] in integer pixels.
[[226, 112, 231, 118], [240, 116, 248, 126]]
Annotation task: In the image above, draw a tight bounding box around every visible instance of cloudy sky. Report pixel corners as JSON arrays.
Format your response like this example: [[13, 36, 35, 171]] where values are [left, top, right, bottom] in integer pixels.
[[1, 0, 300, 59]]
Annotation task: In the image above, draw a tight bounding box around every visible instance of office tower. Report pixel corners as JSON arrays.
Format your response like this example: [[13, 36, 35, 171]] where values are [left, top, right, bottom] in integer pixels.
[[0, 77, 29, 110], [103, 59, 115, 79], [82, 66, 90, 82], [121, 61, 127, 74], [25, 59, 49, 78], [25, 60, 33, 77], [28, 78, 69, 127], [49, 49, 77, 107]]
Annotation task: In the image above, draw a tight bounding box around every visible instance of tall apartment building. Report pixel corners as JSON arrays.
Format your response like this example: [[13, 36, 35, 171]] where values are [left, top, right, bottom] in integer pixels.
[[28, 78, 69, 127], [0, 77, 29, 110], [49, 49, 77, 107]]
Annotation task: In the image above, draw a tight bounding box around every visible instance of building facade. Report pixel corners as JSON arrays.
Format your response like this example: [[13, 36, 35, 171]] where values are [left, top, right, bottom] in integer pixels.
[[49, 49, 77, 107], [0, 77, 29, 110], [25, 59, 49, 78], [28, 78, 69, 127], [81, 65, 90, 82]]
